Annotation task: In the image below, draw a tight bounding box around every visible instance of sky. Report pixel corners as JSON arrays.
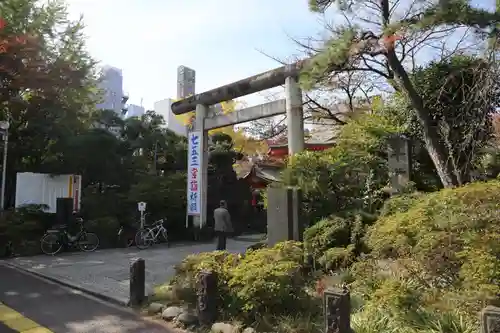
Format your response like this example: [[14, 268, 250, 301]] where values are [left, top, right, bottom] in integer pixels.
[[65, 0, 326, 110]]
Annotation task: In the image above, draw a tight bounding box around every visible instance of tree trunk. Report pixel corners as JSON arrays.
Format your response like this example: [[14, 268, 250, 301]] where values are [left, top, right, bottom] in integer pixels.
[[386, 49, 459, 188]]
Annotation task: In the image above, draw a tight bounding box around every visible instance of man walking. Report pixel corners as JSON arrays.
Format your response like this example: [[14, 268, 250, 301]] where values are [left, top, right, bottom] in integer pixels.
[[213, 200, 233, 251]]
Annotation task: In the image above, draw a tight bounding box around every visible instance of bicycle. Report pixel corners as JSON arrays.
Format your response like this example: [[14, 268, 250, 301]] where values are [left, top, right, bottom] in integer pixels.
[[134, 218, 169, 250], [40, 217, 100, 255], [117, 224, 136, 248]]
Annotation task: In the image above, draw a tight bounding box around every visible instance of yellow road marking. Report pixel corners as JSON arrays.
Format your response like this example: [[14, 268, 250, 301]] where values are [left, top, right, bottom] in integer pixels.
[[0, 302, 54, 332], [21, 328, 53, 333]]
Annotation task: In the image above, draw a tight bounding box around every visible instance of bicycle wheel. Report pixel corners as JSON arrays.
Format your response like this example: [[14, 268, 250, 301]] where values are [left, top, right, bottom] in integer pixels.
[[40, 233, 63, 255], [160, 229, 170, 247], [77, 232, 100, 252], [118, 229, 134, 248], [124, 235, 134, 248], [135, 229, 153, 250]]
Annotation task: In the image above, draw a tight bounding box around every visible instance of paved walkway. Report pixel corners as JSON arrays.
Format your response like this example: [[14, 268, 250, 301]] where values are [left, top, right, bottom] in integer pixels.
[[1, 235, 264, 306], [0, 265, 173, 333]]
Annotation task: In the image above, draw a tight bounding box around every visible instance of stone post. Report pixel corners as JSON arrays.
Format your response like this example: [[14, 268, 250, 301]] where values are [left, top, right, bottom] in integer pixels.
[[267, 187, 304, 246], [481, 306, 500, 333], [196, 270, 218, 325], [129, 258, 145, 307], [194, 103, 208, 230], [323, 287, 351, 333], [285, 75, 304, 156]]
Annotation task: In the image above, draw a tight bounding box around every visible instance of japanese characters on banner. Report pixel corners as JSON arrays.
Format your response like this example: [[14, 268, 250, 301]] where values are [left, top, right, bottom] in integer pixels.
[[187, 131, 202, 215]]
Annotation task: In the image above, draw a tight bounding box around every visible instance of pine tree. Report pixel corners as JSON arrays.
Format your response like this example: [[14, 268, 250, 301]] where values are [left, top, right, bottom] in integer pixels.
[[302, 0, 500, 187]]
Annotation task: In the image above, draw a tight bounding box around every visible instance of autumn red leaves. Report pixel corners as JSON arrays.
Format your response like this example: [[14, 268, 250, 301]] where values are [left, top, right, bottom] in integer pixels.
[[0, 17, 29, 54]]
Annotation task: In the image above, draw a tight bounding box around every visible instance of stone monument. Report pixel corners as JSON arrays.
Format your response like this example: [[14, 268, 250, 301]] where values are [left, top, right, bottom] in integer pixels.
[[196, 270, 218, 325], [482, 306, 500, 333], [387, 134, 411, 194], [266, 187, 304, 246], [323, 286, 351, 333]]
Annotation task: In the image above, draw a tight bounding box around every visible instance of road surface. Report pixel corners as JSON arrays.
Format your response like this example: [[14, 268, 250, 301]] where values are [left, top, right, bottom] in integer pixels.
[[0, 265, 172, 333]]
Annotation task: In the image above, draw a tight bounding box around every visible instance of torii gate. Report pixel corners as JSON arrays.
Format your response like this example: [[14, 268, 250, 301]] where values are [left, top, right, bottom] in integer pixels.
[[171, 62, 306, 229]]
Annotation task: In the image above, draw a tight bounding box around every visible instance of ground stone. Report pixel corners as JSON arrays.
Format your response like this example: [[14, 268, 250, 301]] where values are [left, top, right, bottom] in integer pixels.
[[162, 306, 183, 321], [148, 302, 164, 314], [176, 310, 198, 325], [242, 328, 256, 333], [211, 322, 240, 333]]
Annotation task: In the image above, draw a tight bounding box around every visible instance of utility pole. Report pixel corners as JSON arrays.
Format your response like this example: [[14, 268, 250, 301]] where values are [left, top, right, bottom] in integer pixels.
[[152, 141, 159, 175], [0, 121, 10, 211]]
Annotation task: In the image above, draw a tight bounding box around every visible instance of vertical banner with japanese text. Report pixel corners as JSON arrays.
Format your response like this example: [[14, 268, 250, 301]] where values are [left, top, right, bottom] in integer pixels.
[[187, 131, 202, 215]]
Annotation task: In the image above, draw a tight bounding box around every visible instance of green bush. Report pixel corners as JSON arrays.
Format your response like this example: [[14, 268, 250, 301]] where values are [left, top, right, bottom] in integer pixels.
[[303, 216, 350, 262], [228, 241, 307, 316], [161, 241, 310, 321], [283, 110, 400, 226], [0, 204, 51, 256], [379, 191, 424, 217], [350, 180, 500, 331], [126, 172, 188, 239], [86, 216, 120, 248], [170, 251, 240, 301], [318, 245, 356, 271]]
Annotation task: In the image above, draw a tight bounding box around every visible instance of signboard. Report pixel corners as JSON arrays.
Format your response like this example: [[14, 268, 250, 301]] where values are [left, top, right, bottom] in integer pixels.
[[137, 201, 147, 212], [187, 131, 202, 215]]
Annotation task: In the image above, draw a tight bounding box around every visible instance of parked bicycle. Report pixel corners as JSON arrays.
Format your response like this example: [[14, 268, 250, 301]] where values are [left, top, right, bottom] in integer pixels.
[[117, 212, 150, 248], [134, 218, 169, 250], [117, 224, 136, 248], [40, 217, 100, 255]]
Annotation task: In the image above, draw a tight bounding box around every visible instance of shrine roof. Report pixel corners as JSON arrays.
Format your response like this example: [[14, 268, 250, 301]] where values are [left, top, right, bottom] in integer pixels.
[[233, 159, 283, 182]]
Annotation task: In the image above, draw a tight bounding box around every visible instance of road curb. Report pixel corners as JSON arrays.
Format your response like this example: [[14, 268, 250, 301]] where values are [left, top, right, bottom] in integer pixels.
[[1, 262, 130, 307]]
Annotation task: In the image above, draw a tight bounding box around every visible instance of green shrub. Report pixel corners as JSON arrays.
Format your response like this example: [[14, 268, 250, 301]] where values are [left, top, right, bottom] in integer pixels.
[[379, 191, 424, 217], [86, 216, 120, 248], [318, 245, 356, 271], [352, 180, 500, 320], [0, 204, 50, 256], [228, 241, 307, 316], [303, 216, 350, 262], [282, 110, 400, 225], [168, 251, 241, 305], [162, 241, 310, 321]]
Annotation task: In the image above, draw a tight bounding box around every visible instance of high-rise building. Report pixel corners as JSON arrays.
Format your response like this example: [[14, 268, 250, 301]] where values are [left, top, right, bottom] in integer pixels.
[[125, 104, 145, 118], [154, 98, 187, 137], [97, 65, 124, 115], [177, 66, 195, 99]]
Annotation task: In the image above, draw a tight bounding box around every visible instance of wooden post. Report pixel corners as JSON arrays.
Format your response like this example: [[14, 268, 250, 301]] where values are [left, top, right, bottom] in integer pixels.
[[196, 270, 218, 325], [129, 258, 145, 307], [323, 287, 351, 333], [481, 306, 500, 333]]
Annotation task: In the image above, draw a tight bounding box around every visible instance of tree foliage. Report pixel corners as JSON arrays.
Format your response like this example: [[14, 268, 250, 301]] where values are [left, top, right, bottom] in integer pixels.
[[283, 107, 400, 224], [302, 0, 500, 188], [0, 0, 193, 251]]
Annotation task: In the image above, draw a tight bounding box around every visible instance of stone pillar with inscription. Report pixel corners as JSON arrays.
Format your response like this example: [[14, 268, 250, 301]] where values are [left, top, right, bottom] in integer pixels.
[[387, 134, 411, 194], [196, 270, 218, 325], [482, 306, 500, 333], [323, 286, 351, 333]]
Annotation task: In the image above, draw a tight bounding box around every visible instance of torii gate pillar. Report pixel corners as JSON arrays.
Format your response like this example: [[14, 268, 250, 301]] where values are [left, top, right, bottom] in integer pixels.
[[285, 76, 305, 155]]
